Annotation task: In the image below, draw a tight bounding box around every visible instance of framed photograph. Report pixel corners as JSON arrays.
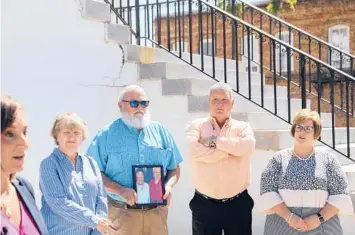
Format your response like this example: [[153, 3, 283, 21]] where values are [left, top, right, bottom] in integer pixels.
[[131, 165, 167, 207]]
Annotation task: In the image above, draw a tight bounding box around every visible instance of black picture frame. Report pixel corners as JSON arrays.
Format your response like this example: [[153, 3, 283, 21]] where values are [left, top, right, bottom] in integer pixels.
[[131, 165, 167, 208]]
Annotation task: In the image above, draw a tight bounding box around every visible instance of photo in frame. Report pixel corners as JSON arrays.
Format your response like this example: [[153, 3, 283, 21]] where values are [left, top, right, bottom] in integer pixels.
[[131, 165, 167, 207]]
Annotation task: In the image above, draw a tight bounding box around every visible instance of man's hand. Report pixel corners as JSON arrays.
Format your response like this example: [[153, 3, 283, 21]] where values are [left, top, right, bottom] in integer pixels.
[[162, 184, 172, 207], [287, 214, 307, 232], [117, 186, 137, 206], [199, 137, 210, 147], [96, 217, 111, 234], [304, 215, 321, 231], [199, 136, 215, 147]]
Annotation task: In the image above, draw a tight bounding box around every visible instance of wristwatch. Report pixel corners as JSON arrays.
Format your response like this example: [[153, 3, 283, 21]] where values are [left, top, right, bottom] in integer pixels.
[[208, 136, 216, 148], [316, 213, 325, 224]]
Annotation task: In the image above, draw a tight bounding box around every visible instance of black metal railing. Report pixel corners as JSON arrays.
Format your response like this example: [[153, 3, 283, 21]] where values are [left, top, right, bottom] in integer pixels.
[[106, 0, 354, 161], [210, 0, 355, 117], [210, 0, 355, 77]]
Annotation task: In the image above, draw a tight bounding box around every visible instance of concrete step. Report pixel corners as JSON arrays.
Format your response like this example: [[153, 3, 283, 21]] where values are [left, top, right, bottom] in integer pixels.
[[161, 79, 216, 96], [319, 112, 334, 129], [125, 44, 245, 71], [235, 83, 288, 98], [342, 164, 355, 214], [232, 112, 291, 129], [159, 78, 289, 98], [81, 0, 110, 22], [254, 128, 355, 150], [231, 112, 334, 130], [104, 23, 130, 44], [139, 62, 263, 85], [315, 144, 355, 165], [272, 112, 333, 128], [342, 164, 355, 191], [188, 95, 311, 114], [238, 97, 311, 114], [155, 77, 330, 127]]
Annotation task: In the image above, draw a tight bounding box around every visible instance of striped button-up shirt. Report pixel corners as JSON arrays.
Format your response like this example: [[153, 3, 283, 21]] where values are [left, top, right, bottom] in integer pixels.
[[86, 118, 183, 202], [40, 148, 107, 235], [185, 116, 255, 199]]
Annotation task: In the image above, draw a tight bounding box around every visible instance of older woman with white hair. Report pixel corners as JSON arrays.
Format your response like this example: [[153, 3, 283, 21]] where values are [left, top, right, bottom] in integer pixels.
[[260, 109, 354, 235], [39, 112, 110, 235]]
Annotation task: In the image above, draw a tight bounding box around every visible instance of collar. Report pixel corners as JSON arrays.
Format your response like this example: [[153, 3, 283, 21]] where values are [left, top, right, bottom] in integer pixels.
[[137, 183, 147, 189], [12, 178, 48, 235], [53, 148, 82, 161], [209, 116, 232, 129], [120, 118, 149, 134], [151, 179, 161, 185]]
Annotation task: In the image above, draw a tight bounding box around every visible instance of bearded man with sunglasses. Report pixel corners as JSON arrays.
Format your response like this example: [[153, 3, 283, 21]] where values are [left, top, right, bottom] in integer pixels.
[[87, 85, 183, 235]]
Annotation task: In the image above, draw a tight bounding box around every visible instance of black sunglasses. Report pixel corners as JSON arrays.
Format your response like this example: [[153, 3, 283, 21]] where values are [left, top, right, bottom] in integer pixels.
[[122, 100, 150, 108]]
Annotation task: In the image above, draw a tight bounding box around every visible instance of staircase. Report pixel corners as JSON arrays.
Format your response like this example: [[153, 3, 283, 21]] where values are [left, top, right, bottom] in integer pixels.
[[78, 0, 355, 233]]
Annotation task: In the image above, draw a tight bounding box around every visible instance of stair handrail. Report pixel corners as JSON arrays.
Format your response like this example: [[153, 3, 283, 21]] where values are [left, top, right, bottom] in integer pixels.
[[201, 0, 355, 81], [209, 0, 355, 75], [107, 0, 355, 161], [204, 0, 355, 161], [103, 0, 138, 37]]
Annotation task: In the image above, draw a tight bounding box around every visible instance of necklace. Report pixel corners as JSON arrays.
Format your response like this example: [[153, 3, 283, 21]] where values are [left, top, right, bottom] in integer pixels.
[[0, 184, 15, 219], [292, 148, 315, 160]]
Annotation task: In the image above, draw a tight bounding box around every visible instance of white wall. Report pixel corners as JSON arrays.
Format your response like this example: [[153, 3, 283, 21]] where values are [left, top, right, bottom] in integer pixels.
[[2, 1, 354, 234], [1, 0, 138, 203]]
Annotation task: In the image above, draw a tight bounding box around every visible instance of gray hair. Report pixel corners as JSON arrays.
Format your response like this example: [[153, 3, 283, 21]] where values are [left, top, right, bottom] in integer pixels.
[[51, 112, 88, 145], [118, 85, 147, 102], [209, 82, 233, 99]]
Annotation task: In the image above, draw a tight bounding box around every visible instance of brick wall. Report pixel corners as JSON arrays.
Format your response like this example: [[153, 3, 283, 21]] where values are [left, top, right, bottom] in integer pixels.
[[155, 0, 355, 126], [156, 0, 355, 61]]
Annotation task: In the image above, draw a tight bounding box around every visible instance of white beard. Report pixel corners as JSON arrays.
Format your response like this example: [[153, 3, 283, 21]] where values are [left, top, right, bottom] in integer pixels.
[[121, 110, 151, 129]]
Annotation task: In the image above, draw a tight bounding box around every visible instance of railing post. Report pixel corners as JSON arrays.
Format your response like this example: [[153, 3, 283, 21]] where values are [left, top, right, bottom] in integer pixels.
[[330, 69, 336, 148], [352, 82, 355, 116], [157, 0, 161, 45], [345, 78, 351, 157], [231, 0, 236, 60], [300, 55, 307, 109], [188, 0, 193, 63], [167, 0, 171, 51], [135, 0, 140, 45], [287, 47, 292, 122]]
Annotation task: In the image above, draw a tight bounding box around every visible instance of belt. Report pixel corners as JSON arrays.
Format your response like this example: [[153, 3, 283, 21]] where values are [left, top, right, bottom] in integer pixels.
[[195, 190, 247, 203], [108, 198, 157, 210]]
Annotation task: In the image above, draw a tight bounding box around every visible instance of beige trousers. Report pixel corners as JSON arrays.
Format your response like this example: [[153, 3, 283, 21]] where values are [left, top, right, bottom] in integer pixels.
[[108, 197, 168, 235]]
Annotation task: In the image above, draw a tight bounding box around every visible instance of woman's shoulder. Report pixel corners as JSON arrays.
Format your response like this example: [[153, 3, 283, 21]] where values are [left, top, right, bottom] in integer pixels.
[[40, 152, 58, 168], [270, 149, 292, 161], [15, 175, 32, 187], [14, 176, 35, 197], [314, 148, 337, 162]]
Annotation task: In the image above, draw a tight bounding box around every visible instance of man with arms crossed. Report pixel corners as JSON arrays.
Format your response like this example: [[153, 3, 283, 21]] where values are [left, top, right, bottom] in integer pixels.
[[185, 82, 256, 235], [87, 85, 183, 235]]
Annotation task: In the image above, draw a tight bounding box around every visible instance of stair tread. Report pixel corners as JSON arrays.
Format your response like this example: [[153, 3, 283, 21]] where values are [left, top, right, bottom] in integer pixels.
[[141, 62, 258, 73]]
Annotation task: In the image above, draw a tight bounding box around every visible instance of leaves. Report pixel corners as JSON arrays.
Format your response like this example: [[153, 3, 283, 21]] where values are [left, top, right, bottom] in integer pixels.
[[216, 0, 243, 17], [266, 0, 298, 14], [216, 0, 298, 16]]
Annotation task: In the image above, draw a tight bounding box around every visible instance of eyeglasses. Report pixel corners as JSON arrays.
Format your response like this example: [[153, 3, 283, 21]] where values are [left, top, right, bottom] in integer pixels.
[[211, 98, 231, 104], [122, 100, 150, 108], [295, 125, 314, 133]]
